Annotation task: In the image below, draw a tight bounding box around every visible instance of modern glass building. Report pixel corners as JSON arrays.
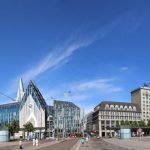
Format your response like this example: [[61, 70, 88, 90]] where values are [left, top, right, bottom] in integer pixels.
[[46, 106, 54, 137], [0, 102, 19, 125], [54, 100, 80, 135]]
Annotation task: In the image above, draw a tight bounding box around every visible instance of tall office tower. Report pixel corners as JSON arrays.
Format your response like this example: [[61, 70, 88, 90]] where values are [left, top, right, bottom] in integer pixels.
[[131, 84, 150, 122]]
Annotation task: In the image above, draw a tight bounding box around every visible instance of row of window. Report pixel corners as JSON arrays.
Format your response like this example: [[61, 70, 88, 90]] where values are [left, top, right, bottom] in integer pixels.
[[100, 116, 140, 120], [100, 111, 140, 116], [104, 104, 137, 111]]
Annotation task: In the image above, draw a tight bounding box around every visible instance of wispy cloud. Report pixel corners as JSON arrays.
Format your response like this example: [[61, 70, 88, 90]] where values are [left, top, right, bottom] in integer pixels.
[[120, 67, 128, 71], [3, 12, 128, 101], [5, 35, 96, 98], [21, 39, 95, 83], [70, 78, 123, 93], [42, 77, 123, 106]]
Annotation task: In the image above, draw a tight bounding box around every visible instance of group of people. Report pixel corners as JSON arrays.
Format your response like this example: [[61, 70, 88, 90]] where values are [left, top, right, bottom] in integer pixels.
[[32, 138, 39, 146], [81, 136, 90, 146], [19, 138, 39, 149]]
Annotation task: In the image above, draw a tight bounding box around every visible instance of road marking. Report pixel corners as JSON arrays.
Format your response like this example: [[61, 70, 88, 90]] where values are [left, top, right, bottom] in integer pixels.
[[75, 140, 81, 150]]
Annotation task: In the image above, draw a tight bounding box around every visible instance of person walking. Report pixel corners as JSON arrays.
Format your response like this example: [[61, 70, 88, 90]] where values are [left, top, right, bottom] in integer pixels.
[[33, 138, 35, 146], [81, 137, 85, 147], [36, 138, 39, 146], [86, 136, 89, 147], [19, 140, 23, 149]]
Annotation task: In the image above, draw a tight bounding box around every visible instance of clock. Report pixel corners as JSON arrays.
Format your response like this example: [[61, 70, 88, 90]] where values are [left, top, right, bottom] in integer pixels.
[[28, 104, 32, 108]]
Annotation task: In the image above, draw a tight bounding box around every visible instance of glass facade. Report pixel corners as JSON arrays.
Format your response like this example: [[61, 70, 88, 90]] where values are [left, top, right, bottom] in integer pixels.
[[46, 106, 54, 137], [0, 102, 19, 125], [54, 100, 80, 134], [0, 80, 81, 139]]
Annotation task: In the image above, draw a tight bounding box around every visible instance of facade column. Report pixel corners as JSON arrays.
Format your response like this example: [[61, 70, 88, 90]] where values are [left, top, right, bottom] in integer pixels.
[[105, 120, 107, 137], [110, 119, 112, 137], [99, 120, 102, 137]]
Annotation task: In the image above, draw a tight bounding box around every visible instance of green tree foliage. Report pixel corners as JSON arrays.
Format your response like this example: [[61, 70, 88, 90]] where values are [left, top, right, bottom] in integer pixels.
[[131, 121, 139, 128], [131, 121, 138, 132], [120, 120, 125, 126], [8, 120, 19, 136], [116, 121, 120, 128], [124, 120, 130, 125], [147, 119, 150, 127], [23, 122, 35, 133], [139, 120, 146, 127]]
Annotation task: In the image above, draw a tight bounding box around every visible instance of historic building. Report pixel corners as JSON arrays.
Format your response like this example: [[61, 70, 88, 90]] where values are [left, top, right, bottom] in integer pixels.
[[54, 100, 80, 135], [131, 84, 150, 122], [92, 101, 141, 137]]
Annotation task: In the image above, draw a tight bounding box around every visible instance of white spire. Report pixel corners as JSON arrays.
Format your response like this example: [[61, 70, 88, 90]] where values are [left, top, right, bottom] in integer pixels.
[[16, 78, 24, 102]]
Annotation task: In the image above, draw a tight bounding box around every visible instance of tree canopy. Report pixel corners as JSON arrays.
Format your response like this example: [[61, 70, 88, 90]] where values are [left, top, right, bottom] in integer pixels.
[[7, 120, 19, 136], [23, 122, 35, 132]]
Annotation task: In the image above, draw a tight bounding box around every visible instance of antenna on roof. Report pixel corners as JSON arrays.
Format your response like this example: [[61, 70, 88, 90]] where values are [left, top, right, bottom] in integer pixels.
[[144, 83, 149, 87]]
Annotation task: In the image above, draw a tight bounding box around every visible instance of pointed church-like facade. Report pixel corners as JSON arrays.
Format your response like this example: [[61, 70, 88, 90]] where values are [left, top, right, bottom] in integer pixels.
[[19, 80, 47, 132], [16, 78, 24, 102]]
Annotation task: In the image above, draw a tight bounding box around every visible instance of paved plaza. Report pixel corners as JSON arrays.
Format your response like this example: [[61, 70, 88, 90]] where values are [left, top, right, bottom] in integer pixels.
[[0, 138, 78, 150], [78, 137, 127, 150], [2, 137, 150, 150], [104, 136, 150, 150]]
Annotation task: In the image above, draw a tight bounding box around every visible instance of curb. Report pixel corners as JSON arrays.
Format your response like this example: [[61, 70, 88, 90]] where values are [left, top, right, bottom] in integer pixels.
[[70, 139, 80, 150]]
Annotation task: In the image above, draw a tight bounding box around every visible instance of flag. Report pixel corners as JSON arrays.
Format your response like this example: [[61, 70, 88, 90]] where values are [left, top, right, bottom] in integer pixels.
[[64, 91, 71, 96]]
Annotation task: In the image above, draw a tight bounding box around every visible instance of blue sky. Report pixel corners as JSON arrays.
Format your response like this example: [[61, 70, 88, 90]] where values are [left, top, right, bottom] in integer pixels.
[[0, 0, 150, 113]]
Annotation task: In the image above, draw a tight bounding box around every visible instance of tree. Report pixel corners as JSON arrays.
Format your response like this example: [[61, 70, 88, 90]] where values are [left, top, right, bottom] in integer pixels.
[[147, 119, 150, 127], [8, 120, 20, 136], [124, 120, 130, 126], [23, 122, 35, 133], [131, 121, 138, 132], [131, 121, 138, 128], [139, 120, 146, 127], [120, 120, 125, 126]]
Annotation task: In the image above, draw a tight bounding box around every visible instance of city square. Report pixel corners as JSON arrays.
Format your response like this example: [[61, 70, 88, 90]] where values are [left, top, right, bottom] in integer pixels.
[[0, 0, 150, 149]]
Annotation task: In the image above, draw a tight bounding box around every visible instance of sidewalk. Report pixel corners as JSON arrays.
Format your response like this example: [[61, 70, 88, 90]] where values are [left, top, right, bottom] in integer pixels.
[[0, 139, 60, 150], [104, 137, 150, 150]]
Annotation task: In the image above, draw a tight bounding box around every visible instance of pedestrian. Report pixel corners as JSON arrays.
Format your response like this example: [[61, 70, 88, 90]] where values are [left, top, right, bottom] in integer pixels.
[[36, 138, 39, 146], [86, 136, 88, 147], [33, 138, 35, 146], [19, 140, 23, 149], [81, 137, 84, 146]]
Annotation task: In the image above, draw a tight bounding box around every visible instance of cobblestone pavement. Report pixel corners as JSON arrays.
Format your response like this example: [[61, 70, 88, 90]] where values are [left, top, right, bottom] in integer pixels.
[[79, 138, 128, 150]]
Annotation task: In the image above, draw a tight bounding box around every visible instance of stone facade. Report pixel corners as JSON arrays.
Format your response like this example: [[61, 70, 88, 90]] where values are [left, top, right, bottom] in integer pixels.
[[92, 101, 141, 137], [131, 84, 150, 122]]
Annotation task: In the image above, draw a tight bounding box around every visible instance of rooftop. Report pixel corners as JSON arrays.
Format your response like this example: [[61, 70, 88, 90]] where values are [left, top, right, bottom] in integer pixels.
[[0, 102, 19, 109], [94, 100, 141, 112], [131, 84, 150, 93]]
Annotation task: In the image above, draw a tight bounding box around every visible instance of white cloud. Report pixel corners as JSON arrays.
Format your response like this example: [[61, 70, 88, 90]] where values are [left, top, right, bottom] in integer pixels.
[[120, 67, 128, 71], [5, 36, 96, 98], [40, 77, 123, 109], [21, 38, 94, 83], [70, 78, 123, 93]]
